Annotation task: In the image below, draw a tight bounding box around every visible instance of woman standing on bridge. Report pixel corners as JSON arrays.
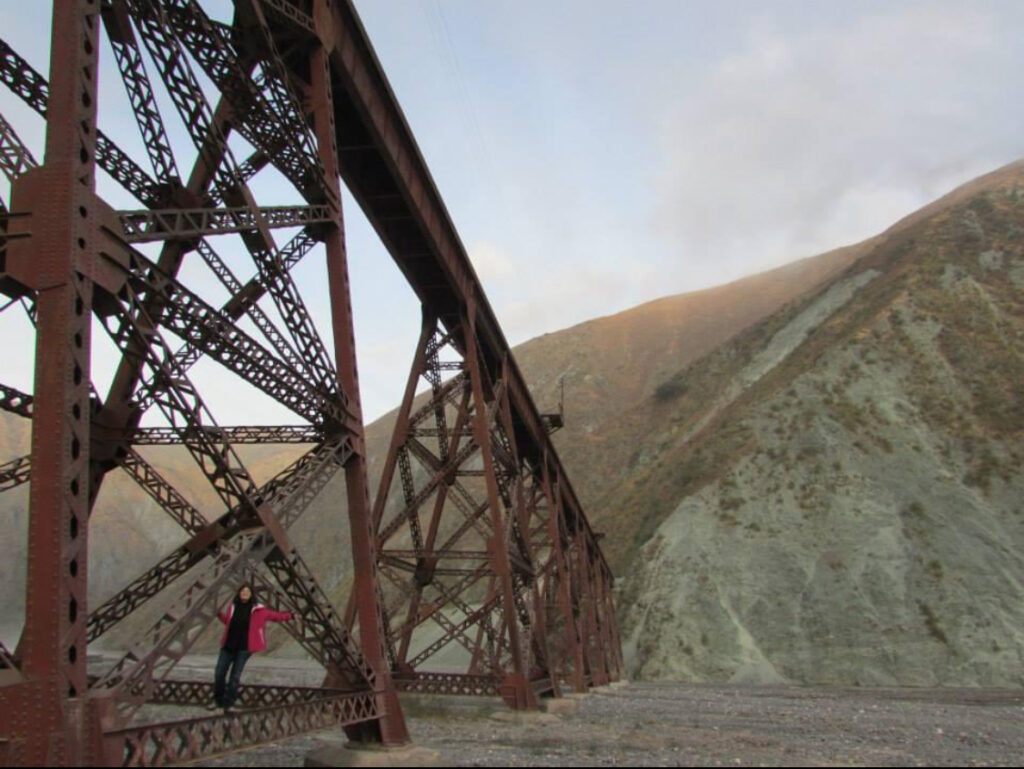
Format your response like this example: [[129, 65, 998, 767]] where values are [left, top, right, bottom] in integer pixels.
[[210, 584, 294, 713]]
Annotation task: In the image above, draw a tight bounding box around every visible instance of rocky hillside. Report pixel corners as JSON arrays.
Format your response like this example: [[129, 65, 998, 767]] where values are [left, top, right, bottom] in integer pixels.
[[612, 162, 1024, 686]]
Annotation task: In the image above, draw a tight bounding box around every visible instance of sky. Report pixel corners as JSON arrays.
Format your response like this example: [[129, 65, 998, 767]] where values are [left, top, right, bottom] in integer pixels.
[[1, 1, 1022, 427]]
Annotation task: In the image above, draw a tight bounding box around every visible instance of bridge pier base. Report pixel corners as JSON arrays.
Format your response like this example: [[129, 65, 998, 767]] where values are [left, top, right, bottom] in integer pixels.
[[540, 696, 580, 715], [305, 741, 442, 768]]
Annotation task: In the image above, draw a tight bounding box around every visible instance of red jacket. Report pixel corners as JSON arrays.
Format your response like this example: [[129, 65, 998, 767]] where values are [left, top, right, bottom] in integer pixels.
[[218, 603, 293, 653]]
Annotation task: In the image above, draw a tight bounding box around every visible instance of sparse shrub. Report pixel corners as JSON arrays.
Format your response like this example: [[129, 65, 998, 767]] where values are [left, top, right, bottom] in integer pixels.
[[968, 194, 995, 216], [918, 601, 949, 645], [824, 551, 845, 571], [963, 449, 1001, 493], [654, 378, 687, 401], [717, 511, 739, 527], [720, 496, 744, 512], [873, 434, 894, 454], [903, 501, 926, 519]]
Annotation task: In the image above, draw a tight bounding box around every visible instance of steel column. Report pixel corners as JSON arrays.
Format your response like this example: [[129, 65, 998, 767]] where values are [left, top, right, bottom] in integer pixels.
[[463, 299, 536, 710], [1, 1, 105, 764], [0, 2, 621, 764], [309, 38, 408, 746], [545, 468, 586, 693]]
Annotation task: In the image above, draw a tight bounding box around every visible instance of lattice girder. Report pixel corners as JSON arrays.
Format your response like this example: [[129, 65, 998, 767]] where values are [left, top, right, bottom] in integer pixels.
[[0, 1, 619, 764]]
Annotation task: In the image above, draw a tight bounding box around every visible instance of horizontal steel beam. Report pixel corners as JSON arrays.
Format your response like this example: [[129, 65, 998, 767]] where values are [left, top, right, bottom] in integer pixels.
[[132, 425, 320, 445], [380, 549, 491, 560], [117, 204, 333, 242], [149, 679, 345, 707], [107, 689, 380, 767], [392, 672, 498, 697]]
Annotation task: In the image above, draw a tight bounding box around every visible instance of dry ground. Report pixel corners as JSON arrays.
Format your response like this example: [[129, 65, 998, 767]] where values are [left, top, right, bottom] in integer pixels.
[[185, 679, 1024, 767]]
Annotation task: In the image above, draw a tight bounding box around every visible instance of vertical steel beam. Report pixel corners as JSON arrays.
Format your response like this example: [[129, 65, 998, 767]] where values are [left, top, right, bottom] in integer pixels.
[[544, 467, 585, 693], [496, 372, 554, 692], [593, 561, 615, 682], [602, 564, 624, 680], [309, 38, 408, 746], [0, 1, 104, 765], [578, 532, 609, 687], [463, 298, 536, 710], [570, 530, 592, 686]]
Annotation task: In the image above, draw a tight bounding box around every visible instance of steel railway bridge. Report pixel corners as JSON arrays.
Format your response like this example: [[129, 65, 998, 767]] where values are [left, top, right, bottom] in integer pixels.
[[0, 1, 622, 764]]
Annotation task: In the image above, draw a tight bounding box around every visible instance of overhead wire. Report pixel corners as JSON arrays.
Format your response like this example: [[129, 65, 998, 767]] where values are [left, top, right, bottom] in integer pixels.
[[423, 0, 511, 239]]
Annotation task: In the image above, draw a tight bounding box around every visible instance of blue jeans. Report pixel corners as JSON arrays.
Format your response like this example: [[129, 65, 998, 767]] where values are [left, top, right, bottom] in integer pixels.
[[213, 648, 251, 708]]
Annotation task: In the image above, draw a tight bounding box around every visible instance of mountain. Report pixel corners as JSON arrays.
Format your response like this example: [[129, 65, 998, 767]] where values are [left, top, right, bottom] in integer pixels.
[[604, 161, 1024, 686], [2, 162, 1022, 686]]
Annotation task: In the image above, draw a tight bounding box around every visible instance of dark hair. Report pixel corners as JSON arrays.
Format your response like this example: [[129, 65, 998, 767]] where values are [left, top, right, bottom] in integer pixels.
[[234, 584, 256, 604]]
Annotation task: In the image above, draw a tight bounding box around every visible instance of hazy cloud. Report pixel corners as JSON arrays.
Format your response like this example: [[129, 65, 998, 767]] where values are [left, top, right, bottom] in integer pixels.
[[653, 3, 1022, 280], [3, 2, 1022, 428]]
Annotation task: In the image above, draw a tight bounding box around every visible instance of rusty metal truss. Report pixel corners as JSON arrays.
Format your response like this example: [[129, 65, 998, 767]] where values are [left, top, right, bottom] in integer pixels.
[[364, 314, 622, 711], [0, 1, 621, 766]]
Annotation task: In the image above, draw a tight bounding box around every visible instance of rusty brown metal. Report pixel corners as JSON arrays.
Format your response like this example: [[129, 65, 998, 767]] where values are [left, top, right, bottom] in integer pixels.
[[360, 301, 620, 710], [308, 35, 409, 745], [1, 2, 103, 764], [0, 0, 621, 764]]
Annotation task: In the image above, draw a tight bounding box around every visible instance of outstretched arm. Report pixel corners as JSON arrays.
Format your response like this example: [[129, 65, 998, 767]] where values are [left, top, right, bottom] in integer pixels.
[[265, 609, 293, 623]]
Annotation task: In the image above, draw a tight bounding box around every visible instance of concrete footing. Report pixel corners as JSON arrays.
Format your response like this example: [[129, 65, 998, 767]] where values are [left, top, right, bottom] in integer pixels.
[[540, 697, 580, 715], [305, 742, 442, 768], [488, 709, 561, 725]]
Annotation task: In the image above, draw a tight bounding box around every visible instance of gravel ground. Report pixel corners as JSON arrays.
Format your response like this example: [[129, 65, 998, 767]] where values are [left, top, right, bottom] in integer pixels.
[[180, 680, 1024, 767]]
